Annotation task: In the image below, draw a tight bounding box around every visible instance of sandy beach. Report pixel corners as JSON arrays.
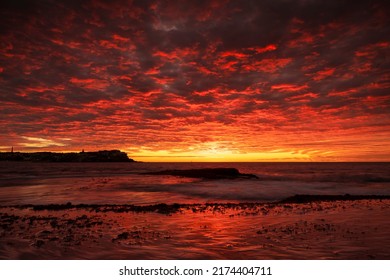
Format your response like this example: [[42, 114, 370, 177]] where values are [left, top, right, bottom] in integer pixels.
[[1, 198, 389, 260]]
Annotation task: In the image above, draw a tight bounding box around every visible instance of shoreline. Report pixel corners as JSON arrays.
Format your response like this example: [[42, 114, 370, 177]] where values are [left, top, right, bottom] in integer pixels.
[[1, 194, 389, 213], [1, 197, 389, 260]]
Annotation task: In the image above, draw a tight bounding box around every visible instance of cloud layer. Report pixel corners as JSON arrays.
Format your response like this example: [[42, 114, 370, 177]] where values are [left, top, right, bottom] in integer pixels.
[[1, 0, 389, 161]]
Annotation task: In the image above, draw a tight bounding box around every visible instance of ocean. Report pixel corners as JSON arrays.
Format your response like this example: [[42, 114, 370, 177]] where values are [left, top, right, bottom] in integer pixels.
[[1, 162, 389, 206]]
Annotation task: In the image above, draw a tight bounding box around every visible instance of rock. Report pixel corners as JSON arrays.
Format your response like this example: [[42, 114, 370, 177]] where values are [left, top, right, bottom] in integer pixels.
[[33, 240, 45, 248], [280, 194, 390, 203], [116, 232, 130, 240], [144, 168, 259, 180]]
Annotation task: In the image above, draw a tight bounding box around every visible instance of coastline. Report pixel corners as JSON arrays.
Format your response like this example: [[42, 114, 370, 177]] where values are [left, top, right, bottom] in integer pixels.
[[0, 150, 135, 162]]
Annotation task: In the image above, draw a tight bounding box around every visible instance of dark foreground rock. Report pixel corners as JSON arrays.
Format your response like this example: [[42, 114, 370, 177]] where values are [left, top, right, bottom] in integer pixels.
[[144, 168, 259, 179]]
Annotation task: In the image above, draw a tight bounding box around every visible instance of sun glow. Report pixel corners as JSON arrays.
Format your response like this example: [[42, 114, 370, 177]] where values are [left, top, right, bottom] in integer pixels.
[[196, 142, 234, 157], [127, 142, 318, 162]]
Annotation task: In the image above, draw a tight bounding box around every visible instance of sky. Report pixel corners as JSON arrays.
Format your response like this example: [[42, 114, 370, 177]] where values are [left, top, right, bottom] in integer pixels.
[[0, 0, 389, 162]]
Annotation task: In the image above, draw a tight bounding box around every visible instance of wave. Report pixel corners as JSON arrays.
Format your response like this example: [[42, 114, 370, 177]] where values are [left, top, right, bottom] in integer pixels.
[[2, 194, 389, 215]]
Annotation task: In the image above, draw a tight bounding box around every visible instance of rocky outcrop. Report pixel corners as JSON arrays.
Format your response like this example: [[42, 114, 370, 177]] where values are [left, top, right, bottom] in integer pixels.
[[144, 168, 258, 179], [279, 194, 390, 203], [0, 150, 135, 162]]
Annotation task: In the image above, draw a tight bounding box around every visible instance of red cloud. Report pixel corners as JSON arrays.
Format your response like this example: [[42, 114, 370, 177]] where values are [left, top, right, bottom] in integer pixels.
[[328, 89, 357, 97], [153, 47, 198, 60], [271, 84, 309, 92], [190, 63, 217, 75], [355, 41, 389, 58], [243, 58, 292, 73], [215, 59, 239, 72], [145, 67, 161, 75], [112, 34, 130, 42], [248, 44, 277, 54], [313, 68, 336, 81], [288, 32, 316, 47], [69, 78, 109, 90], [286, 92, 318, 102], [220, 50, 249, 59]]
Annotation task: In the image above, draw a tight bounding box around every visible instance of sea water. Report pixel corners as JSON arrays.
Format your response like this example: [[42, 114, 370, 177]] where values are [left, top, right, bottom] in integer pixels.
[[0, 162, 389, 205]]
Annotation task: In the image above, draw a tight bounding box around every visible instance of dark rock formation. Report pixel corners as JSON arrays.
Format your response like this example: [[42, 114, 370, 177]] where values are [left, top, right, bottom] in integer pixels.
[[0, 150, 135, 162], [280, 194, 390, 204], [3, 195, 389, 216], [144, 168, 259, 179]]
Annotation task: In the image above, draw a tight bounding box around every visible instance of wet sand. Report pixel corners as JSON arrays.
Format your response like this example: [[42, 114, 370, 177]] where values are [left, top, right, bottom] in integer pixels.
[[1, 198, 389, 259]]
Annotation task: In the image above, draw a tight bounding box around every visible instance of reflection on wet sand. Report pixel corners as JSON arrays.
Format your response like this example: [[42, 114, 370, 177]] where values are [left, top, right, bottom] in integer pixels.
[[1, 198, 389, 259]]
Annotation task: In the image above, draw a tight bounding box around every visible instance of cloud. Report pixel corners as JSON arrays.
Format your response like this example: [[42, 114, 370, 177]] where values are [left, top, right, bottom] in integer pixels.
[[0, 0, 389, 161], [20, 137, 68, 148]]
